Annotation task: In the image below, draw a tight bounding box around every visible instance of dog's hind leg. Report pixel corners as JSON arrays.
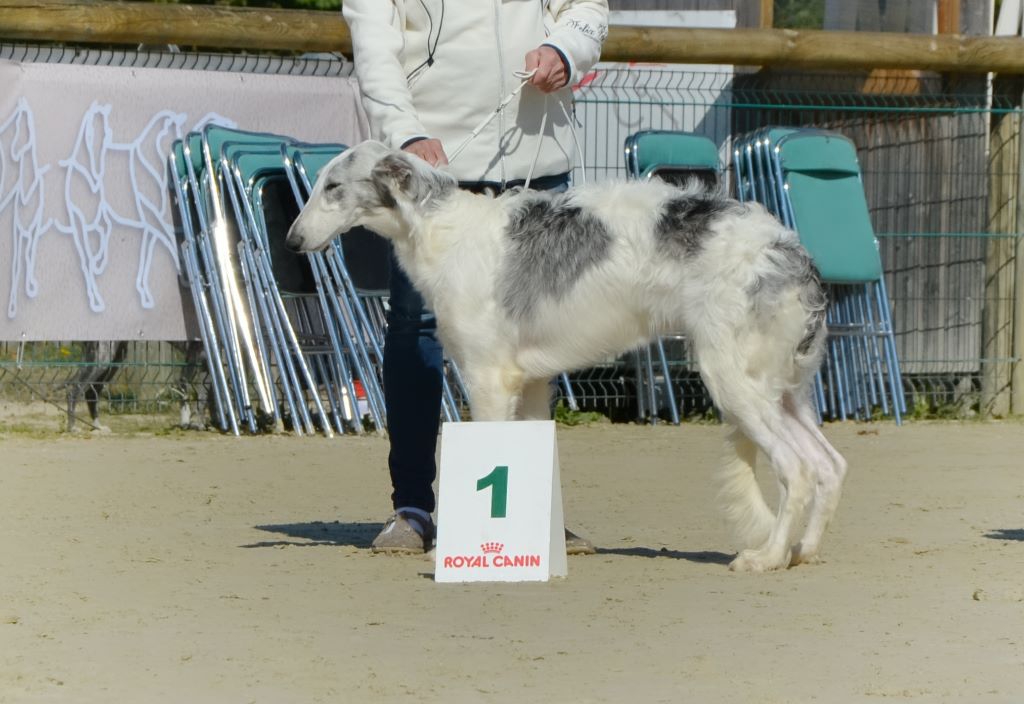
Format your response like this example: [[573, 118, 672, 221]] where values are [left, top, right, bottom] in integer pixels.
[[784, 392, 848, 565], [701, 361, 812, 572], [717, 426, 774, 550], [728, 413, 810, 572]]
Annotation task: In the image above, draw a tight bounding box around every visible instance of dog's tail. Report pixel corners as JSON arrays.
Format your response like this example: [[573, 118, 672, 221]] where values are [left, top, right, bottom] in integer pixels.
[[716, 426, 775, 549]]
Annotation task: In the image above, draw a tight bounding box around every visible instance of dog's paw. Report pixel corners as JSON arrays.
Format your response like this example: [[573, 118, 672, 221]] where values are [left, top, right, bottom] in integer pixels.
[[789, 546, 823, 567], [729, 548, 788, 573]]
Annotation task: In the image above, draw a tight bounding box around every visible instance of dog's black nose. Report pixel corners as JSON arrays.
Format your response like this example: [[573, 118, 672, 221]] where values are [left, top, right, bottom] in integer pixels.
[[284, 232, 304, 253]]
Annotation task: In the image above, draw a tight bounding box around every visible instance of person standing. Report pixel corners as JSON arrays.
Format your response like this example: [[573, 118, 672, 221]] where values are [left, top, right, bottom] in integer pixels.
[[342, 0, 609, 554]]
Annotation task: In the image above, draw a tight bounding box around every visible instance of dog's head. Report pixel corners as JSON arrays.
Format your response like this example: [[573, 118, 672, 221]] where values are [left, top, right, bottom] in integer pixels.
[[286, 140, 457, 253]]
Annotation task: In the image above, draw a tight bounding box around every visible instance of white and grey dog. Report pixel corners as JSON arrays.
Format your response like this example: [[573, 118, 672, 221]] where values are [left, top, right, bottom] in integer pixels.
[[286, 140, 848, 572]]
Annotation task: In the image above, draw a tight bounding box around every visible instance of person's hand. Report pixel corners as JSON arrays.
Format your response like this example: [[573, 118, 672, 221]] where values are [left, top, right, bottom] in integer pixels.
[[524, 45, 568, 94], [403, 138, 449, 167]]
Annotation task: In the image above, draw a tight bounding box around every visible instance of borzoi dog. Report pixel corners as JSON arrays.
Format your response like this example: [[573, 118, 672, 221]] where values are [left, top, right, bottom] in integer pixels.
[[286, 141, 848, 572]]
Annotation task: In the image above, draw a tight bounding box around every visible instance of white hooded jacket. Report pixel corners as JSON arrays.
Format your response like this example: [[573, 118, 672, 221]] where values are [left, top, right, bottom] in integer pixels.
[[342, 0, 608, 184]]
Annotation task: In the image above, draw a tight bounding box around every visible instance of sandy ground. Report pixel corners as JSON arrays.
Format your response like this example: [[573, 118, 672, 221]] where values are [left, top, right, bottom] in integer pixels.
[[1, 411, 1023, 703]]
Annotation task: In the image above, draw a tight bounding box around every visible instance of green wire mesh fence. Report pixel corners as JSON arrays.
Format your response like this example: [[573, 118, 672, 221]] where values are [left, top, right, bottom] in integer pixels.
[[1, 47, 1021, 423], [565, 66, 1021, 420]]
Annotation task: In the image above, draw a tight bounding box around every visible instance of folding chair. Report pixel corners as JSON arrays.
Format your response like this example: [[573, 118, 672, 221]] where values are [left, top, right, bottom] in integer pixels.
[[626, 130, 722, 188], [733, 127, 788, 215], [734, 128, 905, 423], [171, 127, 470, 434], [174, 126, 348, 435], [182, 132, 262, 433], [221, 138, 345, 436], [169, 140, 235, 434], [175, 132, 270, 433], [623, 130, 724, 424], [193, 125, 333, 436]]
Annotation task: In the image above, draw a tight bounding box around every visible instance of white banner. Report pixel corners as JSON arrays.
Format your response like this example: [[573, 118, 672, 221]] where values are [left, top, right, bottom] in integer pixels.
[[0, 60, 368, 340]]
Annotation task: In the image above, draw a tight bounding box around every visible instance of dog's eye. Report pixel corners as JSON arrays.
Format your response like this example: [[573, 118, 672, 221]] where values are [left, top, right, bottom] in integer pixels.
[[323, 182, 341, 194]]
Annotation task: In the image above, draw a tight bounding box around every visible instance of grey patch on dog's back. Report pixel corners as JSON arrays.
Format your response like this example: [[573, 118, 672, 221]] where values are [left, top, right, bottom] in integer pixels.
[[655, 189, 738, 258], [500, 192, 612, 319]]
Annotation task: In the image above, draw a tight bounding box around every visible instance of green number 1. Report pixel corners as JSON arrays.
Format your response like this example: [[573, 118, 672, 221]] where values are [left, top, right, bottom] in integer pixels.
[[476, 465, 509, 518]]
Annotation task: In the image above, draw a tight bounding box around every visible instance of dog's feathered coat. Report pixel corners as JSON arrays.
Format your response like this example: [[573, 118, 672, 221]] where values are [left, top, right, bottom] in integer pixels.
[[287, 141, 848, 572]]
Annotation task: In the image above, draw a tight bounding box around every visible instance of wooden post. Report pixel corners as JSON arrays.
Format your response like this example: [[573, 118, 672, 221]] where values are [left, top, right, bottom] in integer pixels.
[[982, 109, 1018, 416], [938, 0, 961, 34], [760, 0, 774, 29], [1013, 89, 1024, 414]]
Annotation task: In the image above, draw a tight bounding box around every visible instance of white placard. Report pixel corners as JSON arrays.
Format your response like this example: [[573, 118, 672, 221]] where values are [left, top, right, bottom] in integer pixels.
[[435, 421, 567, 583]]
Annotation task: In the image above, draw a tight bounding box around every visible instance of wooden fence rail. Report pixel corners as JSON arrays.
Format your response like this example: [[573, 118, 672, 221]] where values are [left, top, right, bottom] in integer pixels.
[[3, 0, 1024, 74]]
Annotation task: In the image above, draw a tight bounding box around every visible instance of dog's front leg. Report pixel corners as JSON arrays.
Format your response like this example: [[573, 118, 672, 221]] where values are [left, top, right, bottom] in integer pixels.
[[465, 365, 524, 422], [518, 378, 553, 420]]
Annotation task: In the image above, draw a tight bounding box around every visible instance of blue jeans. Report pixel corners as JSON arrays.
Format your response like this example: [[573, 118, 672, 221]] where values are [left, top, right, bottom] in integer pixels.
[[384, 173, 570, 513]]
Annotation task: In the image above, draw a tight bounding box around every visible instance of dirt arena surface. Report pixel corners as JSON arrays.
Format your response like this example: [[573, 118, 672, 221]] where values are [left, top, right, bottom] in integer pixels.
[[1, 414, 1023, 703]]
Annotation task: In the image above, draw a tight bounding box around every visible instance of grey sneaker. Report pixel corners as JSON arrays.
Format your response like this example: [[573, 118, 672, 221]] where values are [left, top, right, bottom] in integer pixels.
[[565, 528, 596, 555], [371, 510, 436, 554]]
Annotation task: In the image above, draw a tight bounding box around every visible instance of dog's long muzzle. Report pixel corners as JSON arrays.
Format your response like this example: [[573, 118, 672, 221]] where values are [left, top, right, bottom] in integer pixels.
[[284, 228, 307, 253], [283, 206, 306, 252], [285, 217, 325, 253]]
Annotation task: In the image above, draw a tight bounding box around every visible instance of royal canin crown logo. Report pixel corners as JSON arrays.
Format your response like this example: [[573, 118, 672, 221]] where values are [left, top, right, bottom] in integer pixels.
[[480, 542, 504, 554]]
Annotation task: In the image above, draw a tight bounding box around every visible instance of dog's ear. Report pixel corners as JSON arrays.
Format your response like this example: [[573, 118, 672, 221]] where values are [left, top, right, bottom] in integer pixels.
[[370, 151, 456, 210], [369, 153, 415, 209]]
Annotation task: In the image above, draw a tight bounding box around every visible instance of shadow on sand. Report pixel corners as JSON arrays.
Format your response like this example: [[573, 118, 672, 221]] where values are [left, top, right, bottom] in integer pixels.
[[241, 521, 384, 549], [595, 546, 733, 565]]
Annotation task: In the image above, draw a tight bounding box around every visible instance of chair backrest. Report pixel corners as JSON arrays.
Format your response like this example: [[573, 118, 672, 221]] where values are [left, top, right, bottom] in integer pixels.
[[170, 140, 189, 182], [203, 124, 288, 164], [291, 145, 347, 187], [625, 130, 720, 186], [226, 145, 287, 186], [777, 132, 883, 283], [186, 132, 207, 178]]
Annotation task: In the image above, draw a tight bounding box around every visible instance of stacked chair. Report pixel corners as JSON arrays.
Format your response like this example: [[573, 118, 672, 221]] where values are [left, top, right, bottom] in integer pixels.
[[623, 130, 723, 424], [732, 127, 906, 423], [169, 125, 467, 436]]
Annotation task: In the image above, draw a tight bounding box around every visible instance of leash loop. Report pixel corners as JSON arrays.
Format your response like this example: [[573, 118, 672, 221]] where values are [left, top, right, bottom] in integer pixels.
[[447, 70, 536, 164], [446, 68, 587, 188]]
